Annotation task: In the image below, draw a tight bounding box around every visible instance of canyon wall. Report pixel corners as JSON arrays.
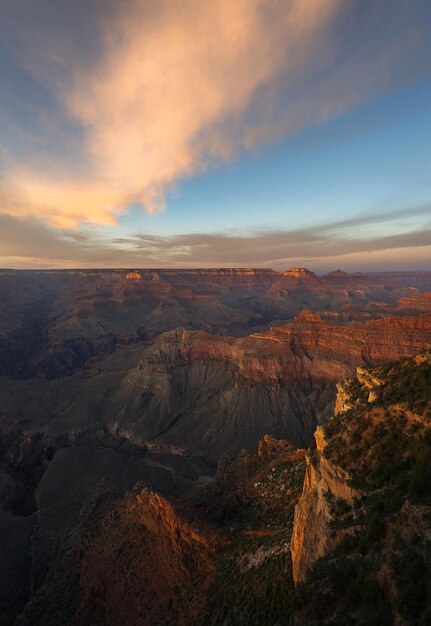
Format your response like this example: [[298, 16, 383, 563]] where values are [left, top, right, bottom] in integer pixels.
[[1, 313, 430, 464], [1, 268, 430, 378]]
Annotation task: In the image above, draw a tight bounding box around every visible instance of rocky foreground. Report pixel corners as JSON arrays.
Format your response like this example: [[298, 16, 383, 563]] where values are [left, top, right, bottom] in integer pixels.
[[9, 435, 305, 626], [2, 352, 430, 625], [292, 351, 431, 625]]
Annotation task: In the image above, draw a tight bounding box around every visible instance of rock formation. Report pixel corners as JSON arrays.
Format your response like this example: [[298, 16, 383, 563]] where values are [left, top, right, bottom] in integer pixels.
[[8, 435, 306, 626], [1, 267, 430, 378], [290, 425, 357, 583], [0, 312, 430, 466], [17, 485, 215, 626], [291, 351, 431, 624], [282, 267, 318, 279]]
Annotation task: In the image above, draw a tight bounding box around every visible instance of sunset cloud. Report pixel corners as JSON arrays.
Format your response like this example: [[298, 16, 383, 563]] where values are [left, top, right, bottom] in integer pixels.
[[1, 0, 339, 226], [1, 0, 428, 228], [1, 205, 430, 271]]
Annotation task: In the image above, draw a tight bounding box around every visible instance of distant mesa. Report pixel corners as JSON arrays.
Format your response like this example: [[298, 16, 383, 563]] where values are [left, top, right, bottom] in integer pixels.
[[125, 271, 142, 280], [327, 269, 349, 276], [282, 267, 317, 279]]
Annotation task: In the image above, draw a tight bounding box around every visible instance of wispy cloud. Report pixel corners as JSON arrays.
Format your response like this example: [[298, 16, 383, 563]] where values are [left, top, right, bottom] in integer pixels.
[[1, 0, 429, 228], [1, 205, 430, 271]]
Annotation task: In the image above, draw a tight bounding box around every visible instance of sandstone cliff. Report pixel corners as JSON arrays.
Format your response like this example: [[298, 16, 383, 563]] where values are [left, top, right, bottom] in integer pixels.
[[291, 352, 431, 624], [290, 426, 357, 584]]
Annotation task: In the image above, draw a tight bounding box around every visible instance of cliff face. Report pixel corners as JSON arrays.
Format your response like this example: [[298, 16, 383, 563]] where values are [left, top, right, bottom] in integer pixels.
[[147, 310, 431, 365], [1, 267, 429, 378], [140, 313, 431, 390], [127, 313, 431, 456], [290, 427, 357, 584], [291, 352, 431, 624], [0, 313, 430, 465], [393, 291, 431, 313]]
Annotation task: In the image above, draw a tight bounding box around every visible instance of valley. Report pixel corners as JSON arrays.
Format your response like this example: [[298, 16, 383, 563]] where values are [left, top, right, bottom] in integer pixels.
[[0, 268, 430, 624]]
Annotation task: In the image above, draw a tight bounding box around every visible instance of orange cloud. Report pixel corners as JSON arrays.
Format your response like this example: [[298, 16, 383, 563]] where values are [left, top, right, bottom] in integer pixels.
[[1, 0, 341, 227], [1, 0, 427, 229]]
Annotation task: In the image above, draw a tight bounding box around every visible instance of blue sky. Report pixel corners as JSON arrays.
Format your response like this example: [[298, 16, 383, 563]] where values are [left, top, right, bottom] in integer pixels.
[[118, 78, 431, 236], [0, 0, 430, 270]]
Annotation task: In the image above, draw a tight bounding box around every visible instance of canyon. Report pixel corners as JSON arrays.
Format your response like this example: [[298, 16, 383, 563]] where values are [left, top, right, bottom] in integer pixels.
[[0, 268, 430, 624], [1, 267, 430, 379]]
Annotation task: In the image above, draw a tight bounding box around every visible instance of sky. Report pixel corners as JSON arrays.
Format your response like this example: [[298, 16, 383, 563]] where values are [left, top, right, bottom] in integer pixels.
[[0, 0, 431, 271]]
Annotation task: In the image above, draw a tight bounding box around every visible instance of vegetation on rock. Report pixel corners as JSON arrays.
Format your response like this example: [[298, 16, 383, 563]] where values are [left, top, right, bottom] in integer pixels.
[[295, 351, 431, 625]]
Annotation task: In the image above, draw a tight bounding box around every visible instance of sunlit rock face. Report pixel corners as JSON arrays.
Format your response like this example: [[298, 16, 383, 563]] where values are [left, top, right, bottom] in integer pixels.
[[1, 268, 430, 379], [12, 434, 306, 626], [291, 352, 431, 624], [16, 484, 216, 626], [290, 425, 357, 584], [282, 267, 318, 279], [125, 271, 143, 280]]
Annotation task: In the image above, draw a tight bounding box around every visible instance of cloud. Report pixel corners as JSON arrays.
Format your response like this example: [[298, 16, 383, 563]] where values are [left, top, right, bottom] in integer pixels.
[[113, 225, 431, 267], [108, 204, 431, 267], [1, 0, 430, 228], [1, 205, 430, 271], [1, 0, 340, 226]]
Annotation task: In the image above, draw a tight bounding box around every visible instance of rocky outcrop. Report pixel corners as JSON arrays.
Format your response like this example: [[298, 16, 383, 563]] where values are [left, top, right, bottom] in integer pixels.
[[282, 268, 318, 279], [333, 380, 353, 414], [356, 366, 383, 402], [291, 351, 431, 584], [257, 434, 295, 460], [11, 433, 306, 626], [291, 426, 357, 583], [0, 418, 215, 625], [292, 352, 431, 624], [17, 485, 215, 626]]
